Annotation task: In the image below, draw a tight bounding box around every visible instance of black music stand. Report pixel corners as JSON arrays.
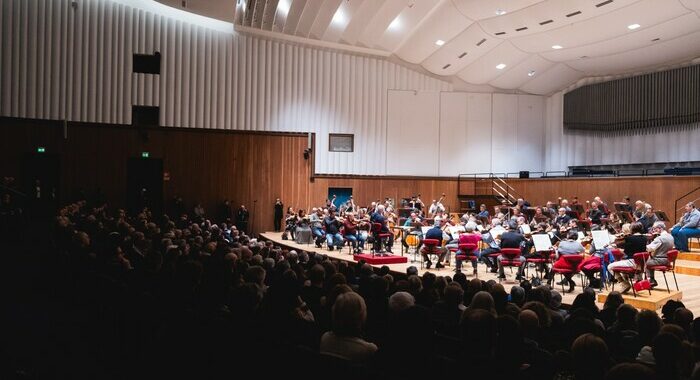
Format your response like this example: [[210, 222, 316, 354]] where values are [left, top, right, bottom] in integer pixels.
[[655, 211, 670, 222], [614, 202, 633, 212], [577, 220, 592, 232], [566, 210, 580, 220], [616, 211, 633, 224]]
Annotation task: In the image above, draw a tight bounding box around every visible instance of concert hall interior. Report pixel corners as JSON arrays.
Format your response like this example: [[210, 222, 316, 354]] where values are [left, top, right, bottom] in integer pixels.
[[2, 0, 700, 378]]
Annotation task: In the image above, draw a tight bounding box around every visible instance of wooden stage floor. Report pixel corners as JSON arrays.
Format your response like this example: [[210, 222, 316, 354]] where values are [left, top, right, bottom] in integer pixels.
[[259, 232, 700, 313]]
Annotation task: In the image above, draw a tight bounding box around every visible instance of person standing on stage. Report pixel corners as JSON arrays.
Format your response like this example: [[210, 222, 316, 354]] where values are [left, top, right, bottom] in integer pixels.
[[274, 198, 284, 232], [236, 204, 249, 235]]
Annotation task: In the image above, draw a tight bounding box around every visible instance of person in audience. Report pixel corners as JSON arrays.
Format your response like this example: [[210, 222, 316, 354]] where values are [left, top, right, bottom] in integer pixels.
[[645, 221, 675, 288], [608, 222, 648, 293], [319, 291, 377, 365], [671, 202, 700, 252]]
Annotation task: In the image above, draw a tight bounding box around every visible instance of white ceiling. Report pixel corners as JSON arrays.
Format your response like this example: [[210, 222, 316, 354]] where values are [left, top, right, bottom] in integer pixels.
[[156, 0, 700, 95]]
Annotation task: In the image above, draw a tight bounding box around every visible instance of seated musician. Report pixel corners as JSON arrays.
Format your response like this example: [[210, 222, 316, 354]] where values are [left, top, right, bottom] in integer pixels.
[[323, 209, 344, 251], [545, 201, 557, 216], [454, 222, 482, 275], [477, 204, 489, 219], [580, 227, 615, 287], [553, 207, 571, 227], [638, 204, 658, 232], [530, 207, 550, 226], [480, 219, 502, 272], [497, 221, 527, 281], [559, 199, 571, 212], [607, 222, 648, 294], [593, 196, 609, 215], [510, 207, 522, 222], [309, 208, 326, 248], [422, 221, 447, 269], [551, 230, 585, 292], [284, 207, 297, 240], [370, 205, 393, 254], [588, 201, 604, 225], [516, 198, 531, 210], [633, 200, 646, 220], [401, 212, 424, 252], [645, 221, 674, 288], [671, 202, 700, 252], [343, 212, 366, 254]]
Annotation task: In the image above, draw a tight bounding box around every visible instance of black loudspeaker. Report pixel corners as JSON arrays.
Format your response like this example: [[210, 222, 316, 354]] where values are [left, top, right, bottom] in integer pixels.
[[133, 52, 161, 74], [519, 171, 530, 178], [132, 105, 159, 127]]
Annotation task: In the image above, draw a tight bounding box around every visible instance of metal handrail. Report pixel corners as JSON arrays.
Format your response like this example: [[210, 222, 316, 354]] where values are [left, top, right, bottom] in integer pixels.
[[674, 186, 700, 222]]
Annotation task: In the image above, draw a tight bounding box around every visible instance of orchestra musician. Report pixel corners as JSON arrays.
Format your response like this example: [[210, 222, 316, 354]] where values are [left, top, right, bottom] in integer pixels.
[[477, 204, 489, 219], [644, 221, 674, 288], [588, 201, 604, 225], [671, 202, 700, 252], [545, 201, 557, 216], [551, 230, 585, 292], [294, 209, 313, 244], [309, 208, 326, 248], [454, 222, 482, 275], [638, 204, 658, 232], [323, 209, 344, 251], [370, 204, 393, 254], [516, 198, 531, 210], [633, 200, 646, 219], [342, 212, 366, 254], [553, 208, 571, 228], [421, 220, 447, 269], [530, 207, 551, 226], [401, 212, 424, 252], [428, 193, 446, 216], [496, 221, 527, 281], [480, 219, 502, 272], [607, 222, 648, 294]]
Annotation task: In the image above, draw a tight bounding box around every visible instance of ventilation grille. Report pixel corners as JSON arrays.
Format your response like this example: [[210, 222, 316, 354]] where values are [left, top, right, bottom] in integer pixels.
[[539, 19, 553, 25], [596, 0, 613, 7], [515, 26, 528, 31], [442, 64, 451, 69], [458, 52, 467, 58], [495, 32, 506, 36], [566, 10, 582, 17], [476, 38, 486, 46]]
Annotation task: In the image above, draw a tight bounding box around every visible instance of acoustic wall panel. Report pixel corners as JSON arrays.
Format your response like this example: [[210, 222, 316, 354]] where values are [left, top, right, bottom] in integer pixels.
[[438, 92, 468, 177], [386, 90, 440, 176], [0, 0, 451, 176], [491, 94, 518, 174], [464, 93, 493, 174]]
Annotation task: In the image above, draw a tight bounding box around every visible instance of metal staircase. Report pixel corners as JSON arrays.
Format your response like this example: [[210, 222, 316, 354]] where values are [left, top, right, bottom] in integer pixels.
[[457, 173, 524, 213]]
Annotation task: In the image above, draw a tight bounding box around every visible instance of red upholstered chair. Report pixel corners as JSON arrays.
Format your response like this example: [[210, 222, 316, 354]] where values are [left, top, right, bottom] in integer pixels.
[[647, 249, 679, 293], [525, 250, 553, 280], [610, 252, 651, 297], [422, 239, 441, 269], [611, 249, 624, 262], [454, 243, 478, 274], [552, 254, 585, 292], [372, 222, 392, 256], [499, 248, 522, 281]]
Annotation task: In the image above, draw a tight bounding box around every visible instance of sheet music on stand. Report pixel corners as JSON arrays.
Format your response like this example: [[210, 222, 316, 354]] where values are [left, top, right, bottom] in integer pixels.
[[532, 234, 553, 252], [448, 226, 465, 240], [577, 231, 585, 241], [421, 226, 431, 235], [476, 225, 484, 232], [591, 230, 611, 248], [490, 226, 506, 239], [520, 224, 531, 234]]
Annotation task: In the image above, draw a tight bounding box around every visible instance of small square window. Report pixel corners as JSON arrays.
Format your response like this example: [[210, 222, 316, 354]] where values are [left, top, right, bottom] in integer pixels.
[[329, 134, 354, 152]]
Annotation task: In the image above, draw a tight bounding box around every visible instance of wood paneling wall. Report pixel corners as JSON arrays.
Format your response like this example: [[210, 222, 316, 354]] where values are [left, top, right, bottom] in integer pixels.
[[2, 118, 699, 232]]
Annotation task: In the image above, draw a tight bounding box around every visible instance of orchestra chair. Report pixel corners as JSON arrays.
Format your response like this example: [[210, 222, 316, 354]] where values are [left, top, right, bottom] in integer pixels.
[[551, 254, 585, 293], [610, 252, 651, 297], [525, 251, 552, 280], [371, 222, 392, 256], [453, 243, 478, 275], [646, 249, 679, 293], [422, 239, 441, 269], [579, 255, 605, 291], [342, 236, 354, 255], [498, 248, 522, 282]]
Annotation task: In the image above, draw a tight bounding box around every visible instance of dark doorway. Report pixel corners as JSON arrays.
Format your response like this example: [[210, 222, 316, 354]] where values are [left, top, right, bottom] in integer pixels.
[[126, 157, 163, 216], [23, 153, 60, 217], [328, 187, 353, 211]]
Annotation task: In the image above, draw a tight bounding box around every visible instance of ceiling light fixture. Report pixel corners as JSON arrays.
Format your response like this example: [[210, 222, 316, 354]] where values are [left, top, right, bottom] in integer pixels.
[[528, 70, 535, 77], [495, 9, 507, 15], [552, 45, 563, 49], [435, 39, 445, 46], [332, 9, 345, 25], [496, 63, 507, 70], [388, 16, 401, 30], [628, 23, 640, 30]]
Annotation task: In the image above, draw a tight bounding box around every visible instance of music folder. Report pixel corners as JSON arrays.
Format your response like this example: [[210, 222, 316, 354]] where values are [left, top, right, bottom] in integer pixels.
[[591, 230, 611, 248], [532, 234, 552, 252]]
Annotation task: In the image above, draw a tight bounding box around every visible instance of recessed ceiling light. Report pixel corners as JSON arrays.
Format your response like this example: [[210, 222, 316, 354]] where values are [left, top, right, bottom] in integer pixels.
[[495, 9, 507, 15], [435, 39, 445, 46], [628, 23, 640, 30], [528, 70, 536, 77], [332, 9, 345, 25], [388, 16, 401, 30], [552, 45, 563, 49], [496, 63, 507, 70]]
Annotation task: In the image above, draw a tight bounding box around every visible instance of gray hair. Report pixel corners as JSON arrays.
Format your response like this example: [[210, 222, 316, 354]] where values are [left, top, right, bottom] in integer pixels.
[[652, 221, 666, 230], [465, 222, 477, 233], [388, 291, 415, 313]]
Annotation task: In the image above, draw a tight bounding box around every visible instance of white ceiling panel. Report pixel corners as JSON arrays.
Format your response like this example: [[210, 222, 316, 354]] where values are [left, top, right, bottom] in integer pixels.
[[680, 0, 700, 12], [478, 0, 637, 38], [295, 0, 323, 37], [340, 0, 384, 45], [394, 1, 472, 64], [321, 0, 364, 43], [357, 0, 407, 49], [457, 41, 530, 84], [488, 54, 556, 89], [308, 0, 342, 39], [511, 0, 691, 53], [565, 30, 700, 75], [452, 0, 543, 21], [375, 0, 441, 52], [520, 63, 584, 94], [421, 24, 499, 76]]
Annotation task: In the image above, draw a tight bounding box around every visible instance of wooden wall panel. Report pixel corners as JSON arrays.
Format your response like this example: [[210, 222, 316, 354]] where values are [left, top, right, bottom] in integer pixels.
[[2, 118, 699, 233]]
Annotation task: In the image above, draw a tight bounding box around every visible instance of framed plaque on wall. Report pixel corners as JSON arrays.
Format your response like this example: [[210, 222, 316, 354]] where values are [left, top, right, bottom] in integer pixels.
[[328, 133, 354, 152]]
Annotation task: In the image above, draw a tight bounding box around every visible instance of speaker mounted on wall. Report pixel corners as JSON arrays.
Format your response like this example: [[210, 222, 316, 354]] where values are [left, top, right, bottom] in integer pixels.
[[133, 52, 161, 74]]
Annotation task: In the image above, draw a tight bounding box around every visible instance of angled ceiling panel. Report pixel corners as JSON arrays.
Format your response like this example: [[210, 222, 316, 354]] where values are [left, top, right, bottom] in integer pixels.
[[452, 0, 544, 21], [340, 0, 384, 45], [321, 0, 364, 43], [375, 0, 441, 52], [282, 0, 307, 34], [295, 0, 324, 37], [489, 54, 556, 89], [520, 63, 584, 94], [308, 0, 342, 39], [421, 23, 500, 75], [356, 0, 407, 49], [457, 41, 529, 84], [394, 0, 473, 64]]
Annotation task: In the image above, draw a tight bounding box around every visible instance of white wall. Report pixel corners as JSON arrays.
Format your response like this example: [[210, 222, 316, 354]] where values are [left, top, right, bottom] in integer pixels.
[[391, 92, 546, 176], [544, 91, 700, 171], [0, 0, 451, 176]]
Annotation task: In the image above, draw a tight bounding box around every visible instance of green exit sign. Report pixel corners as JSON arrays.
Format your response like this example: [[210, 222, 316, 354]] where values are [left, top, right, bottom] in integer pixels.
[[141, 152, 150, 158], [37, 147, 46, 153]]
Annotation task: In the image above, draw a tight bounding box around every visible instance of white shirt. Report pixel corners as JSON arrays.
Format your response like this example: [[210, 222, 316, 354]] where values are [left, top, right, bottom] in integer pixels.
[[320, 332, 378, 364]]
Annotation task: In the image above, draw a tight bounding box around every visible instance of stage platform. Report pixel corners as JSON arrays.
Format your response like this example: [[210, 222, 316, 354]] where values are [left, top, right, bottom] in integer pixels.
[[259, 231, 700, 313]]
